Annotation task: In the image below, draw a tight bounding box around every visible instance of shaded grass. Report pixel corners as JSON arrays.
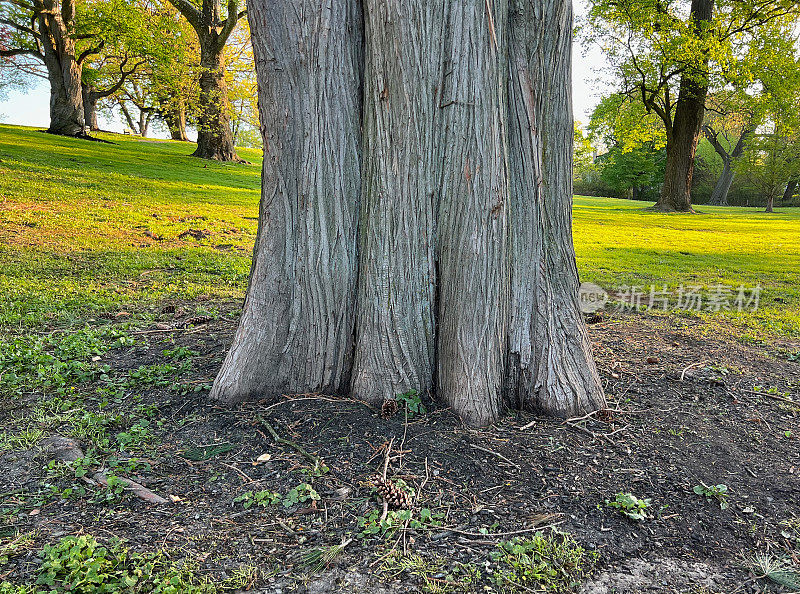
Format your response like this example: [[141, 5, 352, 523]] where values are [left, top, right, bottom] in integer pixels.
[[0, 123, 798, 339]]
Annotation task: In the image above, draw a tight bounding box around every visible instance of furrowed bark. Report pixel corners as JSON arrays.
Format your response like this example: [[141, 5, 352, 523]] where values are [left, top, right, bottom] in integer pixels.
[[350, 0, 443, 404], [435, 0, 510, 426], [210, 0, 362, 403], [506, 0, 605, 416], [653, 0, 714, 213]]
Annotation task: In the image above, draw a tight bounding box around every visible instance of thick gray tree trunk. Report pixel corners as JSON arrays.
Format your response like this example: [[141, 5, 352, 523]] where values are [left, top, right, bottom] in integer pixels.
[[39, 0, 85, 136], [210, 0, 362, 402], [350, 0, 442, 405], [506, 0, 605, 416], [434, 0, 510, 425], [213, 0, 605, 425]]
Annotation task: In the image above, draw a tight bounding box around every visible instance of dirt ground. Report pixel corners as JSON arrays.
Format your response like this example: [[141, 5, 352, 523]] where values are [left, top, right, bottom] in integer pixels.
[[1, 306, 799, 593]]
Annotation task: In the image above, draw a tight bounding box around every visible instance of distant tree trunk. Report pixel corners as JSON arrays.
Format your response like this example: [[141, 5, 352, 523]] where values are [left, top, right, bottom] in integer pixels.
[[164, 100, 189, 141], [708, 159, 733, 206], [704, 124, 751, 206], [168, 0, 244, 161], [212, 0, 605, 425], [81, 84, 99, 131], [119, 101, 137, 132], [138, 109, 153, 138], [38, 0, 85, 136], [766, 194, 775, 212], [783, 179, 797, 203], [653, 0, 714, 213]]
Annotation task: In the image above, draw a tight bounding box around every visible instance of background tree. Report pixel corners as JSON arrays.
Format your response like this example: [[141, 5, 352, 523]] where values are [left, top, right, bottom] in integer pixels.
[[166, 0, 245, 160], [210, 0, 605, 425], [586, 0, 800, 212]]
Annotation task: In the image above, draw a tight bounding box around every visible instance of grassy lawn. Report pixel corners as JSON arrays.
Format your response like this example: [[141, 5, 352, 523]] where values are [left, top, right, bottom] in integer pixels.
[[1, 123, 798, 338]]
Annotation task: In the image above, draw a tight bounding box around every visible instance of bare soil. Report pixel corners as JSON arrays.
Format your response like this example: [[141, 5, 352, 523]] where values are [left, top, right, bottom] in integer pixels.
[[2, 307, 799, 593]]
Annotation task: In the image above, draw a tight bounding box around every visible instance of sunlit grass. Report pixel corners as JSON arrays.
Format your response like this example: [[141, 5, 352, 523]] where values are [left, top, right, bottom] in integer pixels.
[[0, 123, 798, 340]]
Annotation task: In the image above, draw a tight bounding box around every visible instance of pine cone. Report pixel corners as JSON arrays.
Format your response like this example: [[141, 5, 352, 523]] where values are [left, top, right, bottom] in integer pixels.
[[373, 474, 411, 509], [381, 399, 399, 419], [596, 408, 614, 423], [182, 315, 213, 327]]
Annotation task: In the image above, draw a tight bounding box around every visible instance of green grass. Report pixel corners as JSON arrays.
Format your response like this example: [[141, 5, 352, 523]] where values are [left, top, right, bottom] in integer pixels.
[[0, 123, 798, 338], [573, 195, 800, 338]]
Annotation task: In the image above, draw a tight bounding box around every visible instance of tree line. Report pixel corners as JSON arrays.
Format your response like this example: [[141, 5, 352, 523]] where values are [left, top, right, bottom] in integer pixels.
[[578, 0, 800, 212], [0, 0, 256, 160]]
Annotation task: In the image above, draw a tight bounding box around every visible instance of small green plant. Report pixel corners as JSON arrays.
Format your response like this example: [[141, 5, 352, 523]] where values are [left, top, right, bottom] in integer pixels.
[[233, 490, 280, 509], [396, 390, 426, 417], [357, 507, 443, 539], [745, 553, 800, 590], [0, 530, 36, 565], [282, 483, 320, 508], [693, 483, 729, 509], [35, 534, 215, 593], [489, 532, 596, 593], [606, 493, 651, 520]]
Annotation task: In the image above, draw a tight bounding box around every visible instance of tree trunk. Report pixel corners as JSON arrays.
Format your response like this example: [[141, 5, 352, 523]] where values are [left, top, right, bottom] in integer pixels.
[[653, 0, 714, 213], [81, 84, 99, 131], [213, 0, 605, 425], [782, 179, 797, 203], [210, 0, 362, 402], [506, 0, 605, 416], [434, 0, 511, 425], [164, 101, 189, 141], [119, 101, 137, 132], [350, 0, 442, 405], [708, 158, 733, 206], [194, 40, 239, 160], [766, 194, 775, 212], [39, 0, 84, 136], [139, 109, 150, 138]]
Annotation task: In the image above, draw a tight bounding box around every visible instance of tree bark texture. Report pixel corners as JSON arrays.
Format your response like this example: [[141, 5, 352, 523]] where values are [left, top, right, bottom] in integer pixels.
[[214, 0, 605, 425], [210, 0, 363, 403], [704, 124, 750, 206], [38, 0, 85, 136], [653, 0, 714, 213], [506, 0, 605, 416], [350, 0, 443, 405]]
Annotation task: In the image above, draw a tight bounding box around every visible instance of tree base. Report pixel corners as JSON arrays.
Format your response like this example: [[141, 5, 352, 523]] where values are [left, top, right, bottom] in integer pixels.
[[648, 202, 696, 213], [191, 145, 244, 163]]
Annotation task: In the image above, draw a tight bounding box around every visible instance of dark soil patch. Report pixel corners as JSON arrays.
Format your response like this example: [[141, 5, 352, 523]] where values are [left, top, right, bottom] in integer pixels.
[[1, 308, 798, 593]]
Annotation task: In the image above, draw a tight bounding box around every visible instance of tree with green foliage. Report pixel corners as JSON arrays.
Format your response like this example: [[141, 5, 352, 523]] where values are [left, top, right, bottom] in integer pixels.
[[0, 0, 173, 136], [588, 93, 666, 199], [166, 0, 246, 161], [586, 0, 800, 212]]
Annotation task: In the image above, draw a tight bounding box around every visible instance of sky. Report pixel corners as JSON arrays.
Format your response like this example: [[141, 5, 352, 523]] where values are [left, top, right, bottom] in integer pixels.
[[0, 0, 610, 136]]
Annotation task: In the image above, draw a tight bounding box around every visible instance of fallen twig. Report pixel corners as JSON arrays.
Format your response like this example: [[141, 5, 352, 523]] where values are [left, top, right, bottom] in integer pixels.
[[256, 415, 321, 467], [41, 436, 168, 505], [468, 443, 520, 469]]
